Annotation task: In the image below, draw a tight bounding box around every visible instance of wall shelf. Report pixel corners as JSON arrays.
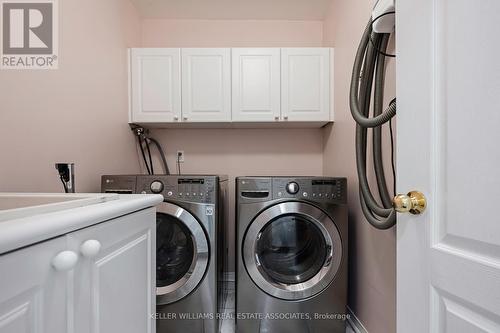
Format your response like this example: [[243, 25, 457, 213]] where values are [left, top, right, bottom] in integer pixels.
[[129, 120, 333, 129]]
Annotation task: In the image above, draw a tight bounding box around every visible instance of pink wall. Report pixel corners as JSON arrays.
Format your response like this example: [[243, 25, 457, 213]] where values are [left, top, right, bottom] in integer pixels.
[[0, 3, 396, 329], [322, 1, 396, 332], [142, 19, 324, 47], [141, 18, 326, 271], [0, 0, 142, 192], [148, 128, 323, 273]]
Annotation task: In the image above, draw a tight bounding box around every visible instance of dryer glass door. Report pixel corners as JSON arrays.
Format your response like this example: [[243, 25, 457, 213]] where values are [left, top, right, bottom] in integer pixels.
[[243, 201, 342, 301], [255, 214, 327, 285], [156, 202, 209, 305]]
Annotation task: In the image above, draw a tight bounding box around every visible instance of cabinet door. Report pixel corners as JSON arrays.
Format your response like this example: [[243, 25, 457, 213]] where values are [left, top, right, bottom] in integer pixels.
[[281, 48, 331, 121], [69, 208, 156, 333], [232, 48, 281, 122], [181, 48, 231, 122], [0, 237, 70, 333], [130, 48, 181, 123]]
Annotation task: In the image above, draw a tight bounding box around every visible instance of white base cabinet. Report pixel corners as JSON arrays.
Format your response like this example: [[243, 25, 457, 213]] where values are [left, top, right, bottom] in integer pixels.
[[0, 236, 68, 333], [0, 208, 156, 333]]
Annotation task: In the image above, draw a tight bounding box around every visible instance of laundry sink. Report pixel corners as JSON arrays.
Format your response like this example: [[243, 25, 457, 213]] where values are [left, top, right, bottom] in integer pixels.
[[0, 193, 119, 222]]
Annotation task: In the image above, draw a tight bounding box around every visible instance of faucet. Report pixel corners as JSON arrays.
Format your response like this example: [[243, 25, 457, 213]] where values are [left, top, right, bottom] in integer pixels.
[[55, 163, 75, 193]]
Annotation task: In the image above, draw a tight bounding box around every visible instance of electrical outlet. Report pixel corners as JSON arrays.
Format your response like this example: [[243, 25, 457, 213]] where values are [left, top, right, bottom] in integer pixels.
[[177, 150, 185, 163]]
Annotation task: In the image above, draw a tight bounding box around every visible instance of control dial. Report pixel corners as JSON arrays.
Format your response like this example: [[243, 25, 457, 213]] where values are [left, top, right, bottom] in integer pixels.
[[150, 181, 164, 194], [286, 182, 300, 195]]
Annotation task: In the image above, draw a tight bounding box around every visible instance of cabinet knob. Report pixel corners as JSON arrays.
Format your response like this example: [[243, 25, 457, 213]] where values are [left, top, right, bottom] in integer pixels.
[[283, 116, 289, 120], [183, 117, 188, 121], [174, 116, 179, 121], [274, 116, 279, 121], [80, 240, 102, 258], [52, 250, 79, 271]]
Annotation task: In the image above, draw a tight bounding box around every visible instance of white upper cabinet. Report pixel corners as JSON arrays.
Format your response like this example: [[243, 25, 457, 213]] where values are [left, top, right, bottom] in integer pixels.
[[232, 48, 281, 122], [128, 47, 333, 126], [182, 48, 231, 122], [281, 48, 331, 122], [130, 48, 181, 123]]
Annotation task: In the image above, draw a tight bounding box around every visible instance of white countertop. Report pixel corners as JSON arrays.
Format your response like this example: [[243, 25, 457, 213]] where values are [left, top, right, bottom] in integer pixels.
[[0, 193, 164, 255]]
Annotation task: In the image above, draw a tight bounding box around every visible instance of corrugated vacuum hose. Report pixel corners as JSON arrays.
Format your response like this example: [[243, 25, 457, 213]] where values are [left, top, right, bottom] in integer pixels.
[[350, 15, 397, 229]]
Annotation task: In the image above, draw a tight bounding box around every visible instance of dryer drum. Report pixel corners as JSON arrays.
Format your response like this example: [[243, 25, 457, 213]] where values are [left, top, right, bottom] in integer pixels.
[[243, 201, 342, 301], [256, 215, 328, 285]]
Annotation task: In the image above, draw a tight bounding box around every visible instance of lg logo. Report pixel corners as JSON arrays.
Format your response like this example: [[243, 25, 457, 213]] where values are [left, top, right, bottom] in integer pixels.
[[1, 0, 58, 69]]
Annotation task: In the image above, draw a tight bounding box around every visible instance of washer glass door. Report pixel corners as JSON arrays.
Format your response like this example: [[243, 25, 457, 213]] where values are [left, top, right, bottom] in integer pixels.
[[156, 202, 209, 305], [243, 201, 342, 301], [157, 214, 195, 287]]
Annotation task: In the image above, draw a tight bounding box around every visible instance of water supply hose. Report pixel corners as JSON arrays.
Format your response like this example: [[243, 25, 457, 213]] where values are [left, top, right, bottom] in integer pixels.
[[350, 17, 396, 229]]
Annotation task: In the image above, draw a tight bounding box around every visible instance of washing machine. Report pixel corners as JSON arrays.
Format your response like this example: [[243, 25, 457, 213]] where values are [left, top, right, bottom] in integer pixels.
[[101, 174, 229, 333], [236, 177, 348, 333]]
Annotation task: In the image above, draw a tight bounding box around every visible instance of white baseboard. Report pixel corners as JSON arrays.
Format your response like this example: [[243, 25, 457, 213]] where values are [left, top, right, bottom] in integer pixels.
[[346, 306, 369, 333]]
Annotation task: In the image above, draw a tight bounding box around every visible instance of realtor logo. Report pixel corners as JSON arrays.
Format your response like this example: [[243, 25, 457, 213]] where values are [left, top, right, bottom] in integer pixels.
[[1, 0, 58, 69]]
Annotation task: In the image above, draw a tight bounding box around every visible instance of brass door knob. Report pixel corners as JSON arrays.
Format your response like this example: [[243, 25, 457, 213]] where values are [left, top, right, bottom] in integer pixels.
[[393, 191, 427, 215]]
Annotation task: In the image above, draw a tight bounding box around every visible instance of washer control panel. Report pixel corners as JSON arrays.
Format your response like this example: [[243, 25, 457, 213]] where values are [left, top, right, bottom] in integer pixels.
[[137, 176, 218, 204], [101, 175, 221, 204], [286, 181, 300, 194], [150, 180, 164, 193], [101, 175, 136, 194]]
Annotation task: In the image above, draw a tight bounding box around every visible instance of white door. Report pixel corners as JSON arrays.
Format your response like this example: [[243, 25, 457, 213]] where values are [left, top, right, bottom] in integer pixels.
[[68, 208, 156, 333], [181, 48, 231, 122], [281, 48, 331, 122], [130, 48, 181, 123], [397, 1, 500, 332], [0, 236, 70, 333], [232, 48, 281, 122]]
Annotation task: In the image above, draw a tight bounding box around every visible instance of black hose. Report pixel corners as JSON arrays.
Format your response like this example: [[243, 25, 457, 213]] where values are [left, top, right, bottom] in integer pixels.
[[59, 176, 69, 193], [350, 18, 397, 229], [138, 136, 151, 175], [145, 137, 154, 175], [148, 137, 170, 175]]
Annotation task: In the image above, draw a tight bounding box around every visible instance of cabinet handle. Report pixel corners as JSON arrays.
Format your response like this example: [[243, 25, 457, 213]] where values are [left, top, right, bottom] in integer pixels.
[[80, 240, 102, 258], [283, 116, 289, 120], [52, 250, 79, 271], [183, 117, 188, 121], [274, 116, 279, 121]]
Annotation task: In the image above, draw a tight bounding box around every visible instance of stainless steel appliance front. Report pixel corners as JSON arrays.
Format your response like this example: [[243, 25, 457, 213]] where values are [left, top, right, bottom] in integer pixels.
[[237, 176, 348, 333], [155, 202, 209, 305], [242, 201, 342, 301], [101, 174, 228, 333]]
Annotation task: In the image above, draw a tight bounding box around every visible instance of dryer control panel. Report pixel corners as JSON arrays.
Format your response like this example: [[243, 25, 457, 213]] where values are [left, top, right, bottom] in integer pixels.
[[272, 177, 347, 204], [237, 177, 347, 204]]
